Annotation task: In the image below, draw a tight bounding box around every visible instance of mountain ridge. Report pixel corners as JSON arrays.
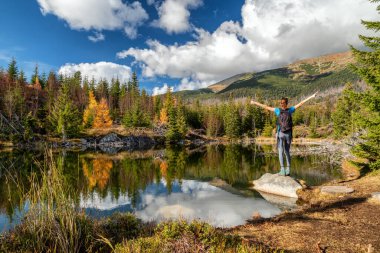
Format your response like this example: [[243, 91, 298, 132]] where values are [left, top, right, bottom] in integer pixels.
[[174, 51, 358, 100]]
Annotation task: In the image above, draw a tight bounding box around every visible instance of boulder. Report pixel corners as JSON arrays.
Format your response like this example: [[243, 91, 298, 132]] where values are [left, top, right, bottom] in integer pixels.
[[320, 186, 354, 194], [99, 133, 121, 144], [252, 173, 302, 198], [122, 136, 139, 148]]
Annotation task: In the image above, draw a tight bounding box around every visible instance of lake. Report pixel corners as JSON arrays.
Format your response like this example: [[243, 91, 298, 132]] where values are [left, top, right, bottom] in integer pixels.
[[0, 144, 341, 232]]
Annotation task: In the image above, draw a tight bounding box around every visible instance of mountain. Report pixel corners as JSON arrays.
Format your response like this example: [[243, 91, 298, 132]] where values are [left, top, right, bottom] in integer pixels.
[[174, 51, 359, 101], [207, 73, 249, 93]]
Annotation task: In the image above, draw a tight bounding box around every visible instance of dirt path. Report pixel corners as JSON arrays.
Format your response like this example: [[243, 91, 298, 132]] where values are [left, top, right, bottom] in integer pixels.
[[230, 169, 380, 253]]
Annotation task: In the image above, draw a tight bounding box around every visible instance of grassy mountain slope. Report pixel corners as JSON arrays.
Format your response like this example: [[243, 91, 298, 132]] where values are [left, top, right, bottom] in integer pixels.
[[208, 73, 249, 93], [175, 51, 359, 101]]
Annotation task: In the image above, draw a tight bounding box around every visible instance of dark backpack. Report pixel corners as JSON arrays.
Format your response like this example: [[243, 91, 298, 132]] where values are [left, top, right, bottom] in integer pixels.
[[278, 109, 293, 133]]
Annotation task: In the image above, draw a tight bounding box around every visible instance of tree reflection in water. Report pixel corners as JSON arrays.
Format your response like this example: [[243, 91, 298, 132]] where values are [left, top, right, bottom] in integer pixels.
[[82, 158, 113, 190]]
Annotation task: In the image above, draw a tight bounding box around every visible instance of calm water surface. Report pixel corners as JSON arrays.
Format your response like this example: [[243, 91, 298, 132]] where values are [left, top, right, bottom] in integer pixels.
[[0, 144, 341, 232]]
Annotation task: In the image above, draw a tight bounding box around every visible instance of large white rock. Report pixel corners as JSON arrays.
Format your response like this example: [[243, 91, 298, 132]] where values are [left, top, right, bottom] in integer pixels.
[[252, 173, 302, 198]]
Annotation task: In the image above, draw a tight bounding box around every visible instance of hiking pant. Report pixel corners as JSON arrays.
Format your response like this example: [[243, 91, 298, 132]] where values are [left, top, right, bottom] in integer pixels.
[[277, 131, 291, 169]]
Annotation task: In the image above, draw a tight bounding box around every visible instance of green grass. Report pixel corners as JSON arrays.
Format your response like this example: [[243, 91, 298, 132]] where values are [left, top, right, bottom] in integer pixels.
[[299, 63, 319, 75], [114, 220, 283, 253]]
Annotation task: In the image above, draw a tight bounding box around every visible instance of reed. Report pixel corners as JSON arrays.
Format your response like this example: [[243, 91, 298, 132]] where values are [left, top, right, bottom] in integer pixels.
[[2, 149, 95, 252]]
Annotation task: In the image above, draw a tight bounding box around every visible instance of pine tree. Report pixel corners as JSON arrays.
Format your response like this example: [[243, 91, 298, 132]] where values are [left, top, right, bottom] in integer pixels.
[[40, 72, 47, 89], [262, 119, 274, 137], [166, 106, 180, 142], [243, 101, 265, 137], [49, 85, 81, 140], [122, 101, 151, 128], [308, 112, 319, 138], [31, 64, 39, 84], [332, 83, 359, 138], [119, 82, 127, 116], [93, 98, 113, 128], [110, 78, 121, 119], [83, 91, 98, 128], [350, 0, 380, 170], [224, 101, 242, 138], [131, 72, 139, 96], [205, 106, 223, 137], [176, 102, 187, 138], [7, 58, 18, 84]]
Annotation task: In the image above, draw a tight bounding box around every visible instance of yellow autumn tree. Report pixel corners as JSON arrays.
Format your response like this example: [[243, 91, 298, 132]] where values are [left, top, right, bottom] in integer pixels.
[[83, 91, 98, 128], [159, 108, 168, 124], [159, 87, 174, 125], [93, 98, 113, 128]]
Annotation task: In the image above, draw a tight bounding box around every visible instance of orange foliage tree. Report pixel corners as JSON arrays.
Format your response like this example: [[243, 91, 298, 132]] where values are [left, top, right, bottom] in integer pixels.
[[83, 90, 98, 128], [82, 158, 113, 190], [93, 98, 113, 128]]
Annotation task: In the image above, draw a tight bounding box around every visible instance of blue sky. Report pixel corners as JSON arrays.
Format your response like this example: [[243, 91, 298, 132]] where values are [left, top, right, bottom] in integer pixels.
[[0, 0, 377, 94]]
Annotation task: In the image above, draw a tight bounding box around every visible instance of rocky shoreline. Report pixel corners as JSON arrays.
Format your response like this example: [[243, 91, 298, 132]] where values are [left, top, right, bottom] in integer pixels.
[[53, 133, 163, 151], [1, 131, 214, 152], [1, 132, 353, 158]]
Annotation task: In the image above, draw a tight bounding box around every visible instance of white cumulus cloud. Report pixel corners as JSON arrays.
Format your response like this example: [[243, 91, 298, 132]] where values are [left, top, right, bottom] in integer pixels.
[[59, 62, 132, 83], [37, 0, 148, 39], [88, 31, 105, 42], [152, 0, 203, 34], [118, 0, 378, 91], [152, 83, 174, 96]]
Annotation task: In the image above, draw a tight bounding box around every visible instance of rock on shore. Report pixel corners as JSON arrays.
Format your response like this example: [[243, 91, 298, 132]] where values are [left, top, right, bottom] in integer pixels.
[[252, 173, 302, 198]]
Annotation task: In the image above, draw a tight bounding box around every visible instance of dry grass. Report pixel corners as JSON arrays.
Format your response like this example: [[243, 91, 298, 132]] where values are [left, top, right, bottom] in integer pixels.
[[233, 169, 380, 253], [84, 125, 156, 137]]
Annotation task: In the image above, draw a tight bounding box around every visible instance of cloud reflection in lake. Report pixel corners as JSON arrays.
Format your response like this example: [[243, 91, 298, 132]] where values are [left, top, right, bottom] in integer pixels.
[[81, 179, 281, 227]]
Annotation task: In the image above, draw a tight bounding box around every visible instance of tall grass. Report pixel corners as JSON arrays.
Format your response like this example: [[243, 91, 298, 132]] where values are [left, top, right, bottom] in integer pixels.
[[2, 149, 95, 252]]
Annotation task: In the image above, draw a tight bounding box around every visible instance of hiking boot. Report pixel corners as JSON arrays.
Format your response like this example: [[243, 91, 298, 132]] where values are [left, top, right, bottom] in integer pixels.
[[285, 167, 290, 176], [278, 167, 286, 176]]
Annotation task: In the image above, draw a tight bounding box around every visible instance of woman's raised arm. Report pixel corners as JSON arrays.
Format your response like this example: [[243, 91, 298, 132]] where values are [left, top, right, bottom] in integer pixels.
[[294, 92, 318, 109], [250, 99, 275, 112]]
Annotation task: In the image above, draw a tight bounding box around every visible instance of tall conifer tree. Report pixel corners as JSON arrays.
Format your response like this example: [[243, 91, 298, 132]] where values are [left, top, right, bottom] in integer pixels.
[[350, 0, 380, 170], [49, 85, 81, 140]]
